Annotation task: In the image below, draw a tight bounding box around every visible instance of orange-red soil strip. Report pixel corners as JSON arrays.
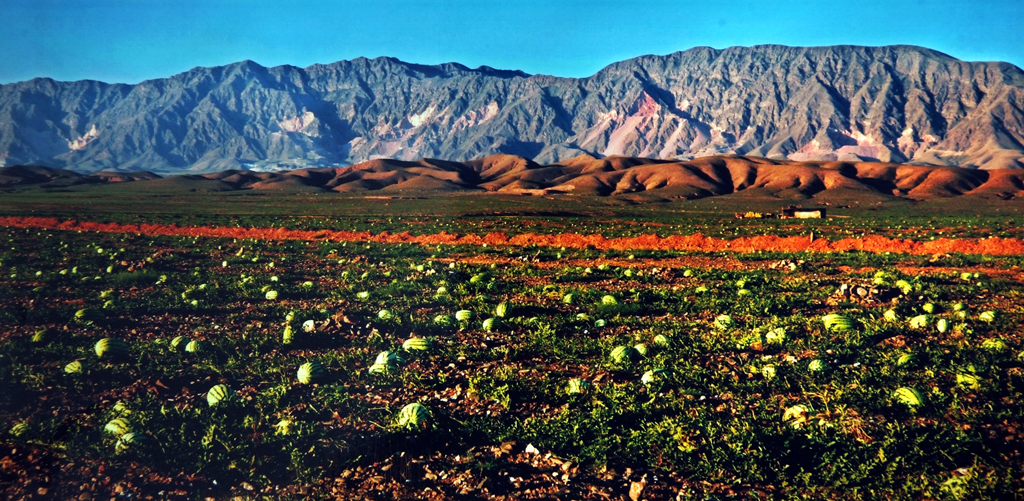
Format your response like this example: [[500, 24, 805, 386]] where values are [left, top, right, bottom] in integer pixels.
[[2, 216, 1024, 255]]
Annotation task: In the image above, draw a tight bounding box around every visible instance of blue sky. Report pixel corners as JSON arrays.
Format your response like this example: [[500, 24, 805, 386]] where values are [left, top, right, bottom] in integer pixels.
[[2, 0, 1022, 84]]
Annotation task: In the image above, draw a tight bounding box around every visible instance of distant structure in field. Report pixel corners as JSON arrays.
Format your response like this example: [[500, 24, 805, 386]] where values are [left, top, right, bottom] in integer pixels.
[[734, 206, 827, 219]]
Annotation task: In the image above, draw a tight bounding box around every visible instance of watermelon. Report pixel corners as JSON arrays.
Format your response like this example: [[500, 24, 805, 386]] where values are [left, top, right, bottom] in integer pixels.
[[170, 336, 189, 352], [682, 269, 693, 277], [64, 360, 83, 374], [979, 311, 997, 323], [297, 362, 325, 384], [896, 353, 917, 367], [75, 308, 104, 324], [482, 318, 497, 332], [936, 318, 950, 333], [821, 314, 854, 332], [908, 315, 929, 329], [376, 351, 404, 365], [922, 303, 937, 314], [396, 402, 431, 429], [894, 387, 926, 408], [115, 432, 147, 452], [714, 314, 735, 331], [562, 294, 575, 305], [594, 319, 607, 328], [378, 309, 393, 321], [94, 338, 129, 359], [31, 329, 48, 343], [8, 422, 29, 438], [470, 273, 486, 284], [641, 368, 669, 386], [433, 314, 454, 327], [981, 338, 1008, 352], [808, 359, 829, 372], [455, 310, 474, 322], [282, 325, 294, 345], [653, 334, 671, 348], [600, 295, 618, 306], [207, 384, 232, 407], [403, 337, 434, 351], [956, 372, 981, 390], [952, 302, 966, 312], [765, 327, 787, 345], [302, 320, 316, 333], [104, 418, 131, 436], [895, 280, 913, 295], [566, 378, 592, 395], [633, 343, 649, 357], [495, 302, 510, 318], [368, 362, 399, 376], [783, 404, 810, 428], [265, 290, 278, 300], [610, 345, 640, 367], [185, 339, 204, 353]]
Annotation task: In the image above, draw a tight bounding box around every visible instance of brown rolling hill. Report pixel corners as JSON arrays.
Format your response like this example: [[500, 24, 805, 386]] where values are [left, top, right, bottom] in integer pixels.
[[3, 154, 1024, 201]]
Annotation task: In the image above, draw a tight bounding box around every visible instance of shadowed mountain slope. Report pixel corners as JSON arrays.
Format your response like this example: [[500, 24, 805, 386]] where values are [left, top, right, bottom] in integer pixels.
[[1, 45, 1023, 174]]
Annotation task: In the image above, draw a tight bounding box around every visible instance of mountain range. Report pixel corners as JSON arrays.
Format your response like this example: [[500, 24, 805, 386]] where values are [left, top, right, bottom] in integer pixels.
[[4, 154, 1024, 201], [1, 44, 1023, 174]]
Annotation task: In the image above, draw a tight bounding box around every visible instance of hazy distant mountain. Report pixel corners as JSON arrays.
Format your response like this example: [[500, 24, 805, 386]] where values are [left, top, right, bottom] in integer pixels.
[[1, 45, 1022, 174]]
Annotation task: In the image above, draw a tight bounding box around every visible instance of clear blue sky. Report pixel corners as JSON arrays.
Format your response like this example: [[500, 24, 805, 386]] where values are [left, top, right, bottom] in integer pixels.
[[2, 0, 1022, 84]]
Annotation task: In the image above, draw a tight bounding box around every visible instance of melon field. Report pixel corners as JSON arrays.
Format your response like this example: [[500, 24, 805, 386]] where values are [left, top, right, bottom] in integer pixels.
[[1, 192, 1024, 500]]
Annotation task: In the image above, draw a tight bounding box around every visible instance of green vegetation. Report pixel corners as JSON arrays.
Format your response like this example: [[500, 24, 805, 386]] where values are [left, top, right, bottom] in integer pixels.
[[1, 196, 1023, 499]]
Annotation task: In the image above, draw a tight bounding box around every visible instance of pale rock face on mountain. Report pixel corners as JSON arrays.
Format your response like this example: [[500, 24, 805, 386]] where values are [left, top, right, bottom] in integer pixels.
[[1, 45, 1022, 174]]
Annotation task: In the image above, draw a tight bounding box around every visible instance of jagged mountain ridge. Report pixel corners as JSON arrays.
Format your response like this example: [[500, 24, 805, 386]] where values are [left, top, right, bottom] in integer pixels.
[[1, 44, 1023, 174], [5, 154, 1024, 200]]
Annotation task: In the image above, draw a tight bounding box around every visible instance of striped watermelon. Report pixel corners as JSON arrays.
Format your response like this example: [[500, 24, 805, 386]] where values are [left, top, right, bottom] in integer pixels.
[[495, 301, 510, 318], [956, 372, 981, 390], [633, 343, 648, 357], [75, 308, 104, 324], [981, 338, 1008, 352], [104, 418, 131, 436], [115, 432, 147, 452], [610, 345, 640, 367], [653, 334, 671, 348], [822, 314, 854, 332], [378, 309, 393, 320], [396, 402, 431, 429], [282, 325, 294, 345], [403, 337, 434, 352], [207, 384, 232, 407], [936, 318, 950, 333], [482, 318, 498, 332], [808, 359, 829, 372], [94, 338, 129, 359], [894, 387, 926, 408], [185, 339, 204, 353], [979, 311, 996, 323], [896, 353, 917, 367], [433, 314, 454, 327], [562, 293, 575, 305], [297, 362, 325, 384], [170, 336, 189, 352], [375, 351, 404, 366], [64, 360, 83, 374], [8, 422, 29, 438], [455, 310, 474, 322], [368, 362, 398, 376]]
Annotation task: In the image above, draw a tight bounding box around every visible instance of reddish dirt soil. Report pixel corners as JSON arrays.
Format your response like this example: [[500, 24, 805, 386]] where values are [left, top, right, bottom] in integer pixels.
[[3, 216, 1024, 255]]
